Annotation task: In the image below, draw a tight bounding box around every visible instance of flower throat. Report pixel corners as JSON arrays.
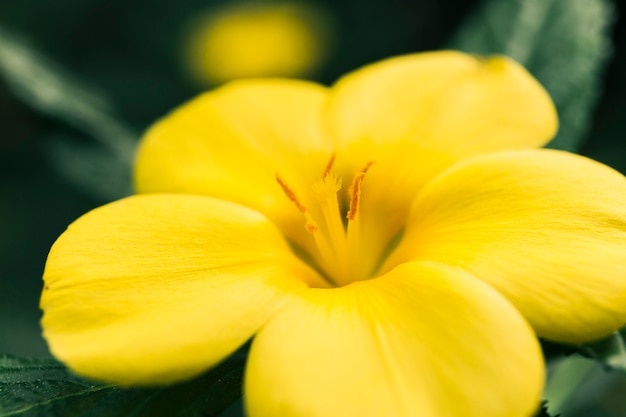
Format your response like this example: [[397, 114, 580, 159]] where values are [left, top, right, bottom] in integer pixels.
[[276, 154, 375, 287]]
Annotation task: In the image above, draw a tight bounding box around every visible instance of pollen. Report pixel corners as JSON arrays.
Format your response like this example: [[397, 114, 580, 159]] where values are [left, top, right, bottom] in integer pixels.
[[275, 173, 307, 213], [305, 221, 319, 233], [322, 152, 336, 178], [347, 161, 375, 220]]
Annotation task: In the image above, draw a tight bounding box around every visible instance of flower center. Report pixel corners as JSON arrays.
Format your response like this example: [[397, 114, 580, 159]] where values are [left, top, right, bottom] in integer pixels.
[[276, 155, 375, 287]]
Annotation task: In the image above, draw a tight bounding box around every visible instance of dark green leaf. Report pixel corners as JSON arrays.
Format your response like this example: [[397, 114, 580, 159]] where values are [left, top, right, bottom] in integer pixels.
[[577, 328, 626, 373], [0, 351, 246, 417], [540, 339, 578, 361], [44, 135, 133, 201], [450, 0, 614, 152], [534, 401, 560, 417]]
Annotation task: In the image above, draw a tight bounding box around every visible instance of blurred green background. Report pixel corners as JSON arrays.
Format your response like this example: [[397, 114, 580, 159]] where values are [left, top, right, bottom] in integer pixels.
[[1, 0, 625, 416]]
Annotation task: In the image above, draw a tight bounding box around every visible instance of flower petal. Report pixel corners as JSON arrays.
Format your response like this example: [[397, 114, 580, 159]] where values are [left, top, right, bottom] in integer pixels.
[[245, 262, 543, 417], [328, 50, 557, 155], [41, 194, 322, 385], [135, 79, 333, 251], [386, 150, 626, 343], [326, 51, 558, 266]]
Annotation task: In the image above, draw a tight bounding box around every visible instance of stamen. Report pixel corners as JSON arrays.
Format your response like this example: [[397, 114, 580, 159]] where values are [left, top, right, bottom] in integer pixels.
[[275, 173, 307, 213], [347, 161, 375, 220], [322, 152, 336, 179], [275, 159, 377, 286], [347, 175, 364, 221]]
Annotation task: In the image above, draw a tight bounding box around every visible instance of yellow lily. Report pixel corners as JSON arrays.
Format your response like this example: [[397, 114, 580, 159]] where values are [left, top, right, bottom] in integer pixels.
[[41, 51, 626, 417]]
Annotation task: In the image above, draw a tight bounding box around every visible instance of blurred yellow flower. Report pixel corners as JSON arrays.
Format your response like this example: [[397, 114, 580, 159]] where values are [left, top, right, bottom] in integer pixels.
[[182, 2, 330, 85], [42, 51, 626, 417]]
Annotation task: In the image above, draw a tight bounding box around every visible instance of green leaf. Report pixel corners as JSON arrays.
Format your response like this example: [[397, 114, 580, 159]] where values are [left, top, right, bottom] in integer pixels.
[[44, 135, 133, 201], [577, 328, 626, 373], [449, 0, 614, 152], [534, 401, 560, 417], [0, 27, 138, 200], [542, 355, 597, 416], [0, 351, 246, 417]]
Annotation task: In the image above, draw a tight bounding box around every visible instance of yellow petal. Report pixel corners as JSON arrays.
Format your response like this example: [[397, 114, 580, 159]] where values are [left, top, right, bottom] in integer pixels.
[[326, 51, 558, 267], [386, 150, 626, 343], [135, 79, 333, 251], [246, 262, 543, 417], [328, 50, 557, 154], [41, 194, 323, 385]]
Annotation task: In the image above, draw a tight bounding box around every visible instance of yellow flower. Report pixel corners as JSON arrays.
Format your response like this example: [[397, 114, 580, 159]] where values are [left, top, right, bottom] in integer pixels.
[[182, 2, 331, 85], [41, 51, 626, 417]]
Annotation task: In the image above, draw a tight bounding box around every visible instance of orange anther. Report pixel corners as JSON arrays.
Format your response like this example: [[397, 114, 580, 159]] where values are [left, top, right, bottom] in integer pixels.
[[347, 161, 375, 220], [347, 173, 364, 220], [360, 160, 375, 174], [322, 152, 337, 179], [305, 221, 319, 233], [276, 173, 307, 213]]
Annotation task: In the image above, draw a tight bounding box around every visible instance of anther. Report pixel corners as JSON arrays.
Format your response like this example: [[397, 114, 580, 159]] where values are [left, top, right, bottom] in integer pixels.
[[347, 174, 364, 220], [305, 220, 319, 233], [360, 160, 375, 175], [347, 161, 375, 220], [322, 152, 337, 179], [275, 173, 307, 213]]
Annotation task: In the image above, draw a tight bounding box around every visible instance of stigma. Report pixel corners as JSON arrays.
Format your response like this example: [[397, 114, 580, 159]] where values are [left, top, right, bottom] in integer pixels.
[[276, 156, 375, 286]]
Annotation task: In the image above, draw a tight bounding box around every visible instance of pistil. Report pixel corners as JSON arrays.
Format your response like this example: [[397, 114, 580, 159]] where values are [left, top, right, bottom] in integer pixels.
[[312, 173, 352, 285]]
